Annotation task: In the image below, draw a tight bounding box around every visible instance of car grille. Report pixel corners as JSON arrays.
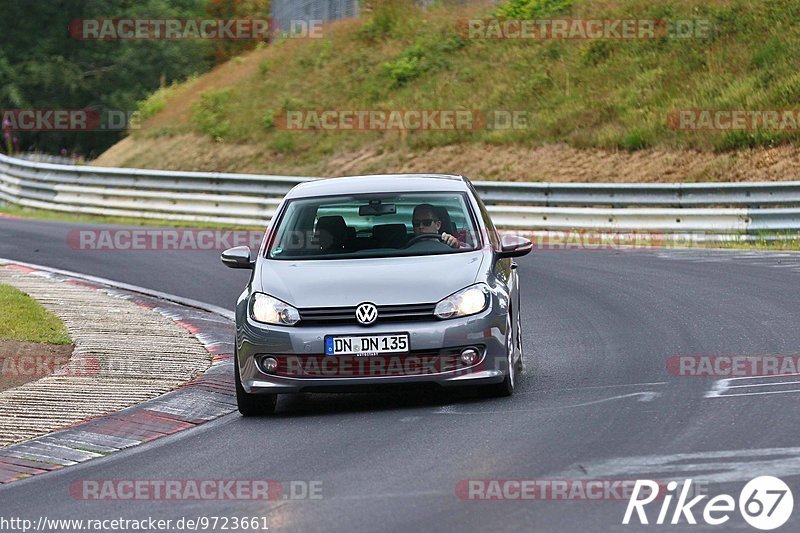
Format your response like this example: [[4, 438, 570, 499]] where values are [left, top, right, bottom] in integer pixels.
[[297, 303, 437, 326]]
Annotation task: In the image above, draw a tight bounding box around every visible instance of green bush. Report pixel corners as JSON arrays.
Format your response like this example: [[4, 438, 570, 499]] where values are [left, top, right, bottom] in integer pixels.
[[382, 34, 466, 87], [136, 80, 193, 122], [383, 54, 425, 87], [192, 88, 232, 139], [270, 132, 295, 152], [620, 128, 652, 151], [752, 37, 785, 69], [357, 0, 408, 41], [137, 92, 167, 122], [262, 109, 275, 130], [583, 41, 614, 66], [496, 0, 574, 18], [714, 130, 789, 152]]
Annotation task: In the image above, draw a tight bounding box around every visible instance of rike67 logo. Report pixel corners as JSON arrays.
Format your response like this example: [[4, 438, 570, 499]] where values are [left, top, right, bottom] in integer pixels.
[[623, 477, 793, 530]]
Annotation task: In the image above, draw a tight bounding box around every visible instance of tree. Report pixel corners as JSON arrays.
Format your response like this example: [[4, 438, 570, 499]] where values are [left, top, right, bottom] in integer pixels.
[[0, 0, 214, 156], [206, 0, 271, 64]]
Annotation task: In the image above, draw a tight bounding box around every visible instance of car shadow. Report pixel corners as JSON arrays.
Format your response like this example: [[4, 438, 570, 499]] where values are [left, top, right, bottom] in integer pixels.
[[269, 386, 498, 417]]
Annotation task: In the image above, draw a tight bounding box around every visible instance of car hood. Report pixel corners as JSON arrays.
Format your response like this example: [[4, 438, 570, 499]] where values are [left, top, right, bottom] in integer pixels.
[[258, 251, 487, 307]]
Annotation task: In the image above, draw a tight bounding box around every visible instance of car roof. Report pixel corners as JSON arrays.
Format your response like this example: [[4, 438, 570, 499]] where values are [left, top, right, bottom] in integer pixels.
[[285, 174, 469, 199]]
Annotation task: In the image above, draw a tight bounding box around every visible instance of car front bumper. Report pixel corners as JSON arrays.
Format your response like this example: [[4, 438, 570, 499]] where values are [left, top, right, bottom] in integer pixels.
[[236, 307, 510, 394]]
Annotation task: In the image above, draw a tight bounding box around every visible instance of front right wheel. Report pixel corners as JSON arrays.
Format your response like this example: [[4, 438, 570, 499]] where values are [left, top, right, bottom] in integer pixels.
[[234, 353, 277, 416]]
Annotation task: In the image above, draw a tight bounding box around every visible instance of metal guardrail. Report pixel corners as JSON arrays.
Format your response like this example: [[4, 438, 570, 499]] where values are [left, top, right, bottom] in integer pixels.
[[474, 180, 800, 207], [1, 153, 800, 233]]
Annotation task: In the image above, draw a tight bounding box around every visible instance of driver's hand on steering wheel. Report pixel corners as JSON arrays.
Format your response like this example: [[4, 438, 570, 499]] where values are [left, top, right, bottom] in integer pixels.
[[441, 232, 459, 248]]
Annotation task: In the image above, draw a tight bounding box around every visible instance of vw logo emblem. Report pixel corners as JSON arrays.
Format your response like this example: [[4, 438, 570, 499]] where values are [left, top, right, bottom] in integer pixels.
[[355, 303, 378, 325]]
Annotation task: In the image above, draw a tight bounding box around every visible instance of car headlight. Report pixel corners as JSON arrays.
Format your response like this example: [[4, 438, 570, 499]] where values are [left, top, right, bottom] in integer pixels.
[[251, 293, 300, 326], [434, 283, 490, 319]]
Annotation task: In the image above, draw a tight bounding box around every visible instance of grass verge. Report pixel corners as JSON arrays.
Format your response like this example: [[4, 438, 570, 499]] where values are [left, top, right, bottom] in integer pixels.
[[0, 284, 71, 344], [0, 204, 261, 230]]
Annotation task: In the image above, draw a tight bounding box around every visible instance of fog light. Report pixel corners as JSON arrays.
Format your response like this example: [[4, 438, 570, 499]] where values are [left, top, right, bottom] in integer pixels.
[[460, 348, 479, 366], [260, 356, 278, 373]]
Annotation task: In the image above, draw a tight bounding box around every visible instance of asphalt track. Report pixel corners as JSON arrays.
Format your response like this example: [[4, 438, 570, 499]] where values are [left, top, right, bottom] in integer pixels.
[[2, 216, 800, 532]]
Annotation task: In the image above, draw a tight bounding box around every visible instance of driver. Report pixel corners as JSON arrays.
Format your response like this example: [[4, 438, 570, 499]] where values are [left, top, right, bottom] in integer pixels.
[[412, 204, 461, 249]]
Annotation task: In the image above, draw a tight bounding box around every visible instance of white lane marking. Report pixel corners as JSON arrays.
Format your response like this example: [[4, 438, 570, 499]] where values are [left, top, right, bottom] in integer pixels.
[[558, 391, 661, 406], [654, 250, 800, 269], [726, 372, 800, 385], [525, 381, 667, 394], [709, 389, 800, 399], [433, 391, 660, 416], [706, 379, 730, 398], [553, 447, 800, 484], [706, 373, 800, 398], [726, 379, 800, 389]]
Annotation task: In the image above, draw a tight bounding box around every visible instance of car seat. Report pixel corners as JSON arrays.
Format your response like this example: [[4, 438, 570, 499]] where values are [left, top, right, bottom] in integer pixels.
[[314, 216, 348, 252], [372, 223, 408, 248]]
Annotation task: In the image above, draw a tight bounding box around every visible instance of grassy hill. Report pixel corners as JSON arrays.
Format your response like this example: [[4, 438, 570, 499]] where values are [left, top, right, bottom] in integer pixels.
[[95, 0, 800, 182]]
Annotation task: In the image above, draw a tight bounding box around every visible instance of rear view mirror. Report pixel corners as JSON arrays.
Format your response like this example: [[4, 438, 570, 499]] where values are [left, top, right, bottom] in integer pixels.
[[221, 246, 254, 269], [359, 202, 396, 216], [498, 235, 533, 258]]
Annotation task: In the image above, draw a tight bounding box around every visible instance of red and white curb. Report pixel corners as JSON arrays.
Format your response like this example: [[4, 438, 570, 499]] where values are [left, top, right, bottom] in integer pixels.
[[0, 260, 236, 485]]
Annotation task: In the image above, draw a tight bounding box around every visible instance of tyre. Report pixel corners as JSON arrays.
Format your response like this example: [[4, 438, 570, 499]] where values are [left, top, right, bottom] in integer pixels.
[[515, 298, 524, 374], [484, 309, 516, 398], [234, 354, 277, 416]]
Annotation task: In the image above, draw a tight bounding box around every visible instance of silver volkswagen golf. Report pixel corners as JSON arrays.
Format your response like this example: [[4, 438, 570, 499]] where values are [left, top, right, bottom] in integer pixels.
[[222, 174, 532, 415]]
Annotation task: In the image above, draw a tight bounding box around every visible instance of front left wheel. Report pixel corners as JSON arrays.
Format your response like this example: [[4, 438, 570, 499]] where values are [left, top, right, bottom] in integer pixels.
[[234, 354, 277, 416], [484, 309, 516, 398]]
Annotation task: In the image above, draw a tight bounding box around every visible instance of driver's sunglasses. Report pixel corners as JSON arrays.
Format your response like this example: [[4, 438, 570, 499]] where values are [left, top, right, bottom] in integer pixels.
[[412, 218, 438, 227]]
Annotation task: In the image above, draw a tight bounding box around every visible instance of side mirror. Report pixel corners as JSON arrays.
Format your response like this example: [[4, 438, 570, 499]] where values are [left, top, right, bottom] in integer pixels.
[[221, 246, 254, 269], [498, 235, 533, 259]]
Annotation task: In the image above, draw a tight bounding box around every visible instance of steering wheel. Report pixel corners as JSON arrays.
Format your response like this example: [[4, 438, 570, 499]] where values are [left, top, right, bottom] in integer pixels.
[[405, 233, 444, 247]]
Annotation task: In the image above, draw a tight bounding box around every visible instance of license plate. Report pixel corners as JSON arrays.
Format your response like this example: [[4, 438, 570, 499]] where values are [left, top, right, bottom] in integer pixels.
[[325, 334, 409, 356]]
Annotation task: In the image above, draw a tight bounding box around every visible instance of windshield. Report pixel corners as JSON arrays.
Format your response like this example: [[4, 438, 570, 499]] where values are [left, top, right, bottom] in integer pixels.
[[267, 192, 481, 260]]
